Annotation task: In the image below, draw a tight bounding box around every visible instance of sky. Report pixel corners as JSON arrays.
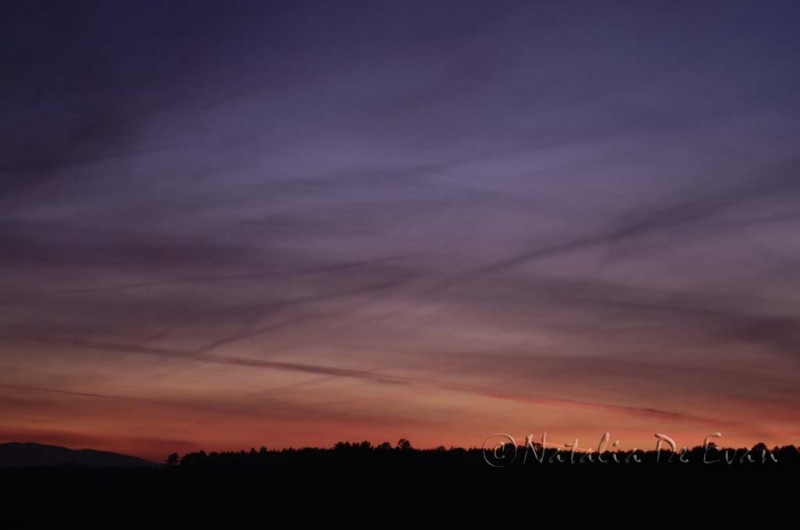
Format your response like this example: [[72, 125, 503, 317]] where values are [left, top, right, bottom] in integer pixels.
[[1, 0, 799, 461]]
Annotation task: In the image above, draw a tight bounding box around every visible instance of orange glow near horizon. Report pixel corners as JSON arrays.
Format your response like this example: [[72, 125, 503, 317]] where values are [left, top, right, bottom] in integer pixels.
[[1, 343, 797, 461]]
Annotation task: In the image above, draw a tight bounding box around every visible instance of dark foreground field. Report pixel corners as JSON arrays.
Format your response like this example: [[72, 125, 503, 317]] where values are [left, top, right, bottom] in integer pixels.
[[0, 443, 796, 526]]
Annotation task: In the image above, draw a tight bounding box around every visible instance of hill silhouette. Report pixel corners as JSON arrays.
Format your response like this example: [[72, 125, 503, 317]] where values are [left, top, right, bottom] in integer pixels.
[[0, 442, 157, 468]]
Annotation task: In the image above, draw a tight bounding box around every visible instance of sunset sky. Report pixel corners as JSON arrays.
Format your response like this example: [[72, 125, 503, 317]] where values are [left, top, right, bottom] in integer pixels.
[[1, 1, 799, 461]]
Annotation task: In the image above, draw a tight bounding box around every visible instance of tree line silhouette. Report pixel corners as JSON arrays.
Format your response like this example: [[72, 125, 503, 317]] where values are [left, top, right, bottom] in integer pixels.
[[162, 439, 800, 475]]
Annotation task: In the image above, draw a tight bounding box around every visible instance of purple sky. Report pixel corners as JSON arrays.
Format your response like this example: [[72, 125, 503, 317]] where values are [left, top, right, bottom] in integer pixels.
[[1, 1, 799, 459]]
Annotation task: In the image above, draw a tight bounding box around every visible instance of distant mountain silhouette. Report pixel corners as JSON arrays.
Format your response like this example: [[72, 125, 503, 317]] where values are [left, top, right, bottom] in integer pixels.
[[0, 442, 157, 468]]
